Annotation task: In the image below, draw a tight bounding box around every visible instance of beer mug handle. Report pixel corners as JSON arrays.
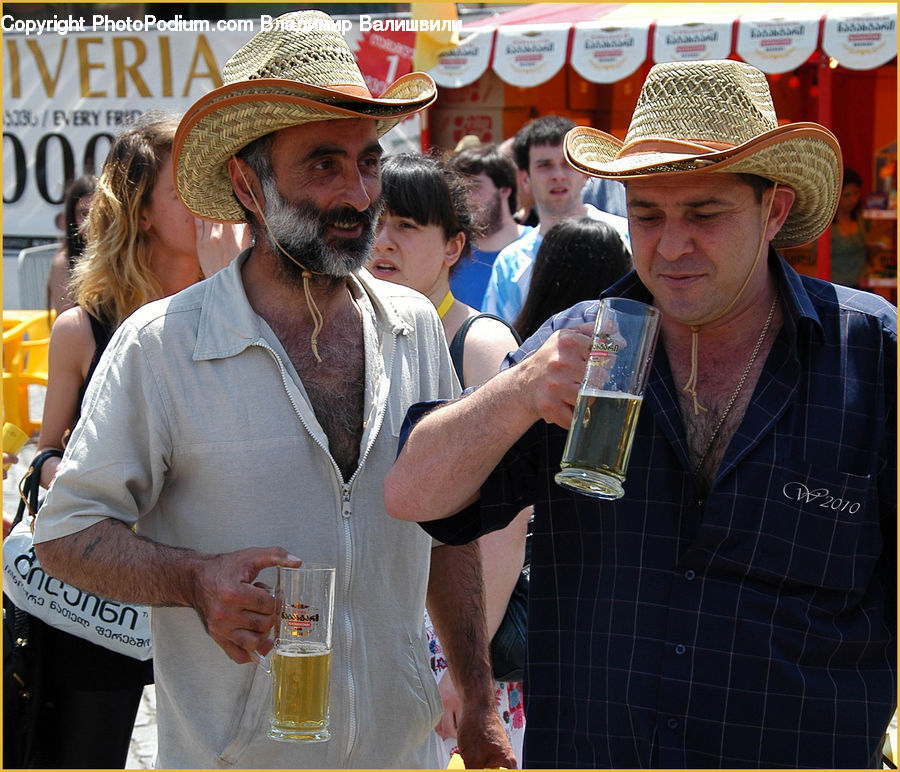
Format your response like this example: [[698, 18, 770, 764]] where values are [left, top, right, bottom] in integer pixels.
[[254, 647, 273, 676]]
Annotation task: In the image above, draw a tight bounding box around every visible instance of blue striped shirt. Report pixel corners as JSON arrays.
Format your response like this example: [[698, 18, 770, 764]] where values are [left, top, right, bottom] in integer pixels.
[[415, 253, 897, 768]]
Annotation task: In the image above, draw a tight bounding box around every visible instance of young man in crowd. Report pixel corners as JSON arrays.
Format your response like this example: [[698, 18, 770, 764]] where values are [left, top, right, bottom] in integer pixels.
[[482, 114, 630, 322]]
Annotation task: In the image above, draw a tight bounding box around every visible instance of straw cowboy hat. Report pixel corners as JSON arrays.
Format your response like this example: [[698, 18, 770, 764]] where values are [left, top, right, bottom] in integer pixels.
[[174, 10, 437, 221], [564, 60, 842, 247]]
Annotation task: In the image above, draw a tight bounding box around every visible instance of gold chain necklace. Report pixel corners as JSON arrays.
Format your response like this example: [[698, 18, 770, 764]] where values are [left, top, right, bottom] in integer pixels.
[[693, 290, 779, 475]]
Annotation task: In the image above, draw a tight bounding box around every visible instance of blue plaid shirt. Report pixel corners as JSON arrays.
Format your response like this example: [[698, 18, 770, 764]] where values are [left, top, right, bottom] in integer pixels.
[[414, 253, 897, 768]]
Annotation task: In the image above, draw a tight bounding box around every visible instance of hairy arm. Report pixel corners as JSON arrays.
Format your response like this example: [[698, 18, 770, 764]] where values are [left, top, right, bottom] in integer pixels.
[[384, 323, 593, 522], [36, 518, 300, 663], [428, 542, 516, 768], [433, 507, 530, 745]]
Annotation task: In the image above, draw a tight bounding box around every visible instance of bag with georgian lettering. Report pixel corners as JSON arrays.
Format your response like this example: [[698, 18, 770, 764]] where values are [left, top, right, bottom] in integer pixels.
[[2, 449, 152, 661]]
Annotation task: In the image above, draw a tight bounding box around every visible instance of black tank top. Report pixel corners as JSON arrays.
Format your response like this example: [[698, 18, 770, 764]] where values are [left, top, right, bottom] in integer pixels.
[[75, 312, 114, 422]]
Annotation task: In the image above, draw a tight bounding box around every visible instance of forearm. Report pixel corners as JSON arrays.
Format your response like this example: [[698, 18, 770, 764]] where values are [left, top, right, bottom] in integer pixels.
[[35, 518, 202, 607], [386, 326, 591, 524], [428, 543, 494, 711], [385, 366, 537, 522], [36, 518, 301, 664]]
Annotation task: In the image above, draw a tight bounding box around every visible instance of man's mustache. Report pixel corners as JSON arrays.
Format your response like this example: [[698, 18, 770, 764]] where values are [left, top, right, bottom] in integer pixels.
[[318, 198, 383, 233]]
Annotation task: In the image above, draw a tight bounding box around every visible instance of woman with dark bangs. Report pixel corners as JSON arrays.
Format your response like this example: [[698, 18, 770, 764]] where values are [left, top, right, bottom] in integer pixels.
[[368, 152, 527, 765]]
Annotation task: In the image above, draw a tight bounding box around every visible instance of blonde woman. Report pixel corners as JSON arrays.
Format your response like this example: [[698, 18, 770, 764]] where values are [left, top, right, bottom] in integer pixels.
[[369, 153, 528, 766], [30, 113, 246, 769], [39, 114, 245, 486]]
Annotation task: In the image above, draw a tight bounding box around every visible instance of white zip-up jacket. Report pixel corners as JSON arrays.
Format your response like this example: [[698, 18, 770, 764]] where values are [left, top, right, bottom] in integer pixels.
[[34, 252, 456, 768]]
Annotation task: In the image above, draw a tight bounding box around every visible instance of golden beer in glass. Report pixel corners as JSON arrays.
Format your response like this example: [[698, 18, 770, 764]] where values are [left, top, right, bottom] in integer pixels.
[[266, 564, 335, 742], [556, 298, 660, 499]]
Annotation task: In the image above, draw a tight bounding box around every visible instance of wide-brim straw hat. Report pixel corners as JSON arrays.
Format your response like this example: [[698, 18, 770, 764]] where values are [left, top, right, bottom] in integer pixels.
[[564, 60, 842, 247], [174, 10, 437, 221]]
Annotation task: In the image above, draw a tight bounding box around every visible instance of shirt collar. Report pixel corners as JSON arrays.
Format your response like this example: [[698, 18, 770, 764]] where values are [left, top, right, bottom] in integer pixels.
[[193, 250, 411, 361]]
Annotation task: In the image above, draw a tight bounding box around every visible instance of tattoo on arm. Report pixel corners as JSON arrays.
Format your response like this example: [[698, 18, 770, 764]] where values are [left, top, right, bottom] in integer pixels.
[[82, 535, 102, 559]]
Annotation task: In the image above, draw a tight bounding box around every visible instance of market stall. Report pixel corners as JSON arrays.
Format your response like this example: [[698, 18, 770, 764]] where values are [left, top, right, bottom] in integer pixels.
[[427, 3, 897, 294]]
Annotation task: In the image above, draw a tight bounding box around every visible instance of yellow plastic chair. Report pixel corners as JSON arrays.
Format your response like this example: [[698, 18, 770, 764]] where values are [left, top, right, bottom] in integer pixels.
[[14, 338, 50, 435], [2, 310, 52, 434], [2, 371, 23, 429], [3, 310, 51, 371]]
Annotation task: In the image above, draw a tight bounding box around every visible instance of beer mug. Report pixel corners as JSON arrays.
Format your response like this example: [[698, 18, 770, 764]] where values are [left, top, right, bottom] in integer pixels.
[[260, 564, 336, 742], [555, 298, 660, 499]]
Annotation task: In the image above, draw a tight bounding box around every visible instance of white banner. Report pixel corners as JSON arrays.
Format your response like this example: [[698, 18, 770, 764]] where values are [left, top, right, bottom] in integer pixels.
[[492, 23, 571, 88], [430, 29, 493, 89], [822, 5, 898, 71], [2, 25, 257, 238], [736, 10, 821, 74], [571, 21, 649, 84], [653, 21, 733, 63]]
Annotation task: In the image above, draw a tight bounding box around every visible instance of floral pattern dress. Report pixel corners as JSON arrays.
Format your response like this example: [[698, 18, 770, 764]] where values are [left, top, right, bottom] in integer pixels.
[[425, 611, 525, 767]]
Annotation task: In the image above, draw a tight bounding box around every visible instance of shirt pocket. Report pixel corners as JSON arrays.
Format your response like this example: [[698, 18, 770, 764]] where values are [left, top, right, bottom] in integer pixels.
[[706, 459, 875, 593], [376, 633, 443, 754], [217, 662, 271, 766]]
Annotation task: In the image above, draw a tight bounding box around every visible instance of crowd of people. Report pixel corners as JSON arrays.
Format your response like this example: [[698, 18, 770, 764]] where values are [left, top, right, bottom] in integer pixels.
[[3, 9, 893, 770]]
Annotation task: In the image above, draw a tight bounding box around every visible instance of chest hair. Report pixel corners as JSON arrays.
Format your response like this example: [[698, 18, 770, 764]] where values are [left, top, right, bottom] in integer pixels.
[[668, 325, 779, 494], [268, 309, 365, 481]]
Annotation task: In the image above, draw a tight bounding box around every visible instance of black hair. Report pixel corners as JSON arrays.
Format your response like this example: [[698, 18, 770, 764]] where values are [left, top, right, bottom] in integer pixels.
[[513, 115, 577, 172], [62, 174, 97, 264], [450, 143, 518, 215], [514, 216, 632, 340], [736, 173, 774, 202], [839, 167, 864, 220], [380, 152, 477, 268]]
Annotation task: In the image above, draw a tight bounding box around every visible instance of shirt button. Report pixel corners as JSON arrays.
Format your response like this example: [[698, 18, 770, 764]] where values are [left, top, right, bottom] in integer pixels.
[[667, 717, 679, 730], [684, 569, 696, 581], [675, 643, 686, 655]]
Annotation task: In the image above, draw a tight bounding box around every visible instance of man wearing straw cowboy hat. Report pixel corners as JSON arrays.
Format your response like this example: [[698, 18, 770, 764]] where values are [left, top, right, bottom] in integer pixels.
[[34, 10, 515, 769], [386, 59, 896, 768]]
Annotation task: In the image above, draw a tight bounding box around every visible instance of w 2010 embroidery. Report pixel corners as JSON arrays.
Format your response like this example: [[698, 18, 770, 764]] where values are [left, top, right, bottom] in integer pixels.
[[782, 481, 861, 514]]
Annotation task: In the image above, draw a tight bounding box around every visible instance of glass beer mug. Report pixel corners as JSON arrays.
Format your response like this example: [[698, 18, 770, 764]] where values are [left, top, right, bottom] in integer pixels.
[[555, 297, 660, 499], [259, 564, 336, 742]]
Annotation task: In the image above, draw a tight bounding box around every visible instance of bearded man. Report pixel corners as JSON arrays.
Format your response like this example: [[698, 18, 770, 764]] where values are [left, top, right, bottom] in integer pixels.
[[449, 143, 529, 309], [34, 12, 514, 769]]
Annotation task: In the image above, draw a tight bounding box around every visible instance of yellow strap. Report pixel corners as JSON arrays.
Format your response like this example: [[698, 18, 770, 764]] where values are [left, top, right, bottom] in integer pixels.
[[436, 290, 454, 319]]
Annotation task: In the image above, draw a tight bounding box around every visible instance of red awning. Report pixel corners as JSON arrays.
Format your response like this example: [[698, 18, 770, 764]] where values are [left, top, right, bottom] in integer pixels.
[[430, 3, 897, 88]]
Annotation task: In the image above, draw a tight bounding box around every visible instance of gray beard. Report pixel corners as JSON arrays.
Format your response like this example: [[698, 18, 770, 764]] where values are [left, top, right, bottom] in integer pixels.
[[261, 176, 382, 284]]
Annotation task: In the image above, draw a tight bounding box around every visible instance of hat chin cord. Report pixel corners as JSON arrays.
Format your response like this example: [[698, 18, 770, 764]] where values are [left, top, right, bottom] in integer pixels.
[[234, 158, 325, 363], [681, 182, 778, 415]]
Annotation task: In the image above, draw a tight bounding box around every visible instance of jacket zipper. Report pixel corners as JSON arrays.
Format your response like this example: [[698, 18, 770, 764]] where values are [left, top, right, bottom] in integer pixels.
[[338, 328, 399, 763], [255, 325, 402, 765]]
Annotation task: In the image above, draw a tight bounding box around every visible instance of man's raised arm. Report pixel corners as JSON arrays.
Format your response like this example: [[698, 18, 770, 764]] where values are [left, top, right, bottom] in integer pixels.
[[384, 323, 593, 522]]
